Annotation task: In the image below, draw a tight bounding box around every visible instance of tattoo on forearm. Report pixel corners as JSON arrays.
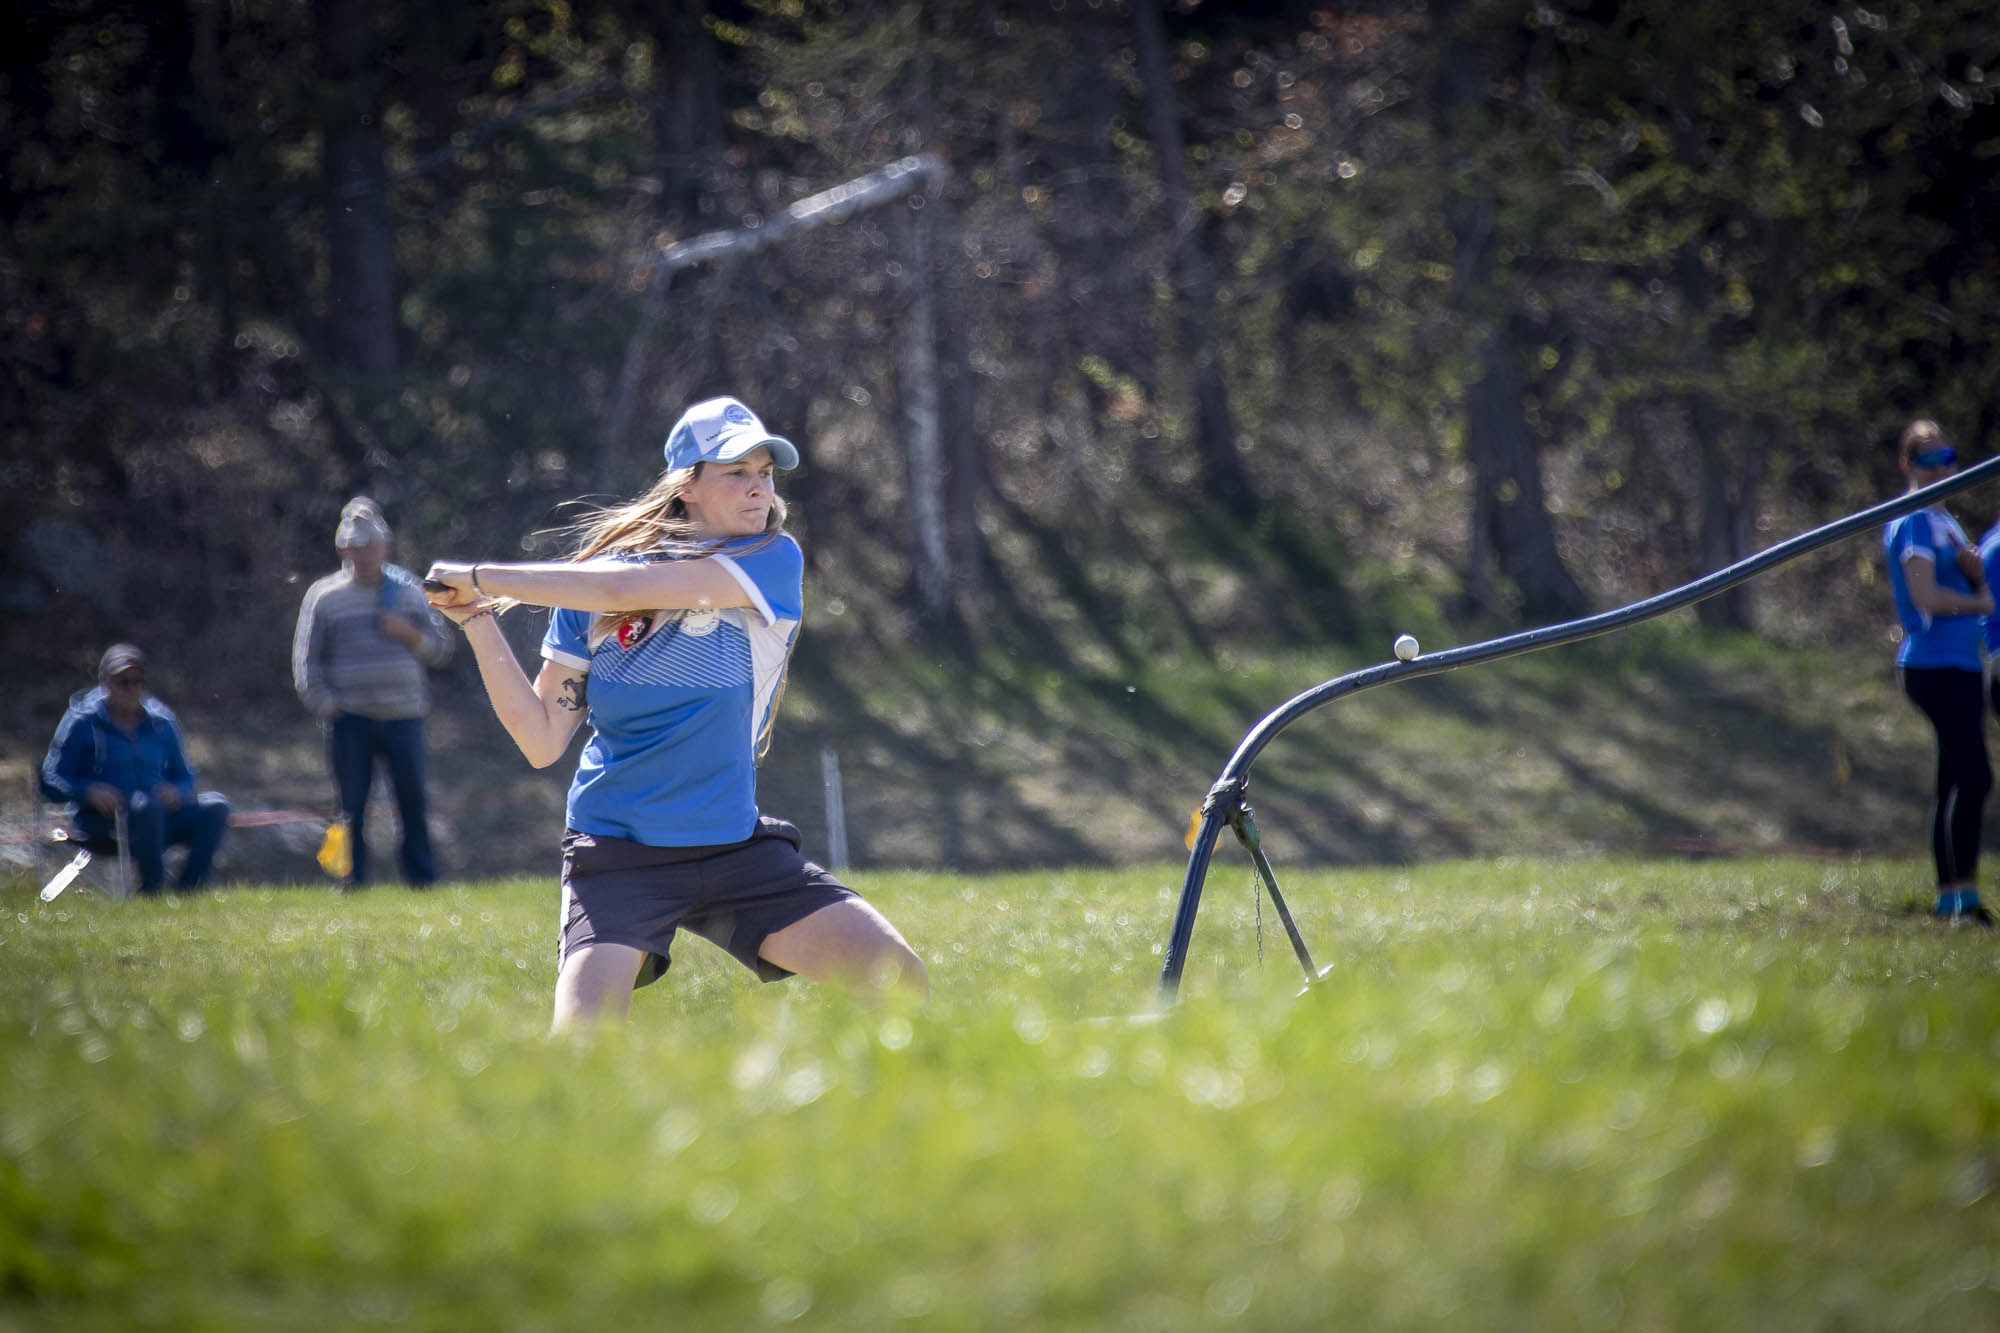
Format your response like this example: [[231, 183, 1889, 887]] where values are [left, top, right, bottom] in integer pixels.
[[558, 677, 586, 711]]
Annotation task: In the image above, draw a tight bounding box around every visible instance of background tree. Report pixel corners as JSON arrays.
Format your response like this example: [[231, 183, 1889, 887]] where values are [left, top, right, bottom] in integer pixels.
[[4, 0, 1999, 737], [1131, 0, 1256, 522]]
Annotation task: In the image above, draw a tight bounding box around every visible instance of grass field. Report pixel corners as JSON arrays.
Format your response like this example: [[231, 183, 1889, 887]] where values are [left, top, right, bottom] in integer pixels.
[[4, 858, 1998, 1331]]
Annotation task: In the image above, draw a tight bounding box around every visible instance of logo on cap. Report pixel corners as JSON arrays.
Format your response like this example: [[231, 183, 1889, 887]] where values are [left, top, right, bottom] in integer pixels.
[[723, 404, 755, 426]]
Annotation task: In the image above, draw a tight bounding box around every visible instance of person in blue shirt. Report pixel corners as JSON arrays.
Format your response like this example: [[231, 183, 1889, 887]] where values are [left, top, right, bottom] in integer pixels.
[[41, 643, 232, 894], [1883, 420, 1994, 926], [424, 395, 927, 1028]]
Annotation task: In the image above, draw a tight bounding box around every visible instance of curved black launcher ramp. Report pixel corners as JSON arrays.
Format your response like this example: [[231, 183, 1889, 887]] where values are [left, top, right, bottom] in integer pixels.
[[1157, 455, 2000, 1004]]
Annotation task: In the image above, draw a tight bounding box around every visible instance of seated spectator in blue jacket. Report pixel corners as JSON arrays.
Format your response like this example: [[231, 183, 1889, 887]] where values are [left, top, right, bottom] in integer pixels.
[[40, 644, 231, 894]]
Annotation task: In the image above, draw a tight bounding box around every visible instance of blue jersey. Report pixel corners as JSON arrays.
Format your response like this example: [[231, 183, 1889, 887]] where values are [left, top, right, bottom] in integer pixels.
[[1980, 523, 2000, 655], [1884, 508, 1983, 670], [541, 534, 804, 846]]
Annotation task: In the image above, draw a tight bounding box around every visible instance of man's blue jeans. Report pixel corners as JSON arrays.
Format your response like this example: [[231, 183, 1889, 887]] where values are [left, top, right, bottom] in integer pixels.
[[79, 790, 231, 894], [328, 714, 436, 886]]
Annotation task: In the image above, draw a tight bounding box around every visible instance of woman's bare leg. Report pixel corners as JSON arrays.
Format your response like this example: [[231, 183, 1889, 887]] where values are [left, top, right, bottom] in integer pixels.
[[552, 942, 647, 1032], [759, 899, 928, 1002]]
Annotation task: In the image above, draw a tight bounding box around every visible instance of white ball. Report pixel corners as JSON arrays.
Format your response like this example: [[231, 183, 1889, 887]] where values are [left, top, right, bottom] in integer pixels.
[[1393, 634, 1420, 661]]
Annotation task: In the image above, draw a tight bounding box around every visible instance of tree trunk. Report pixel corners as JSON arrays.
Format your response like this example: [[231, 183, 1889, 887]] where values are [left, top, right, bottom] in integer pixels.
[[1446, 182, 1587, 622], [1668, 104, 1756, 632], [598, 12, 723, 491], [658, 6, 721, 232], [313, 0, 396, 491], [1437, 3, 1586, 625], [1073, 7, 1157, 421], [936, 212, 983, 616], [189, 0, 235, 395], [919, 7, 985, 620], [316, 0, 396, 382], [1129, 0, 1255, 518], [900, 200, 953, 624], [1696, 415, 1767, 628], [1691, 397, 1758, 630], [1463, 322, 1590, 623]]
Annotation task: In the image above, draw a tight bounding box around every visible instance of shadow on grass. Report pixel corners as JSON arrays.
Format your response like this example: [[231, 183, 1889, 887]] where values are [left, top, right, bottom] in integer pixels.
[[1198, 635, 1935, 872], [1, 627, 1948, 880]]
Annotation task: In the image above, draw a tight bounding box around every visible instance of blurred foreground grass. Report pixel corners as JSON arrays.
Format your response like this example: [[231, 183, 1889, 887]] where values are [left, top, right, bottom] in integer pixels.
[[3, 858, 1997, 1331]]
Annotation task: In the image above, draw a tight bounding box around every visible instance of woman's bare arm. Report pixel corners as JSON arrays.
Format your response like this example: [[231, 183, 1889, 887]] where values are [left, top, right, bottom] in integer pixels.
[[457, 616, 590, 768], [427, 557, 752, 615], [1904, 552, 1995, 618]]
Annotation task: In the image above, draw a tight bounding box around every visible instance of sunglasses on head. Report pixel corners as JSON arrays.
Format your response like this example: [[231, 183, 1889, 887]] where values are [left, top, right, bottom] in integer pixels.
[[1913, 446, 1958, 468]]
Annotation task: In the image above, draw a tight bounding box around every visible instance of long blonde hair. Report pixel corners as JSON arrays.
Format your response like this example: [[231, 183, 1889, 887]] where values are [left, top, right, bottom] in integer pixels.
[[567, 463, 788, 557], [565, 458, 787, 556], [564, 464, 795, 753]]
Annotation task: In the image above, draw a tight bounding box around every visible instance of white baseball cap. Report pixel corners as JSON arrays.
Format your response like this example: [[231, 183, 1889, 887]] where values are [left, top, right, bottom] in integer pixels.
[[662, 396, 799, 472]]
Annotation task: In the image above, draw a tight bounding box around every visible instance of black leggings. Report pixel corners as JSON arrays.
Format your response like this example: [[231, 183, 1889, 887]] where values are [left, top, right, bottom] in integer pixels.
[[1901, 666, 1991, 885]]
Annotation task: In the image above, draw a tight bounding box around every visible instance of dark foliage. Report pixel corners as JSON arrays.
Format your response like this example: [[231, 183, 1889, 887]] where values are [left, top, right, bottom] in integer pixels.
[[4, 0, 1999, 730]]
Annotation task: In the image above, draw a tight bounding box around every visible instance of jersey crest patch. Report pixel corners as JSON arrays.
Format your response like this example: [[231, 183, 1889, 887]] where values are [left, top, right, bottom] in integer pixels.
[[614, 614, 654, 649]]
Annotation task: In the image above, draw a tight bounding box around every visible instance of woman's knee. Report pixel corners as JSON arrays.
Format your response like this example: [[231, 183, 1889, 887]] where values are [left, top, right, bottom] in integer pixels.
[[884, 943, 929, 1000], [852, 934, 928, 998], [761, 900, 927, 1000]]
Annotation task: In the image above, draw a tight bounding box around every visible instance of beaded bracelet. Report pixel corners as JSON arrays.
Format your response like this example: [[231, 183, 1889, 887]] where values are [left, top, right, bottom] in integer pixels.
[[459, 607, 498, 629]]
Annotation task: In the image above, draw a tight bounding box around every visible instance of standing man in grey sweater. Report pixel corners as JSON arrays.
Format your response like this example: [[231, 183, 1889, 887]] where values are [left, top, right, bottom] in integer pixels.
[[292, 497, 453, 887]]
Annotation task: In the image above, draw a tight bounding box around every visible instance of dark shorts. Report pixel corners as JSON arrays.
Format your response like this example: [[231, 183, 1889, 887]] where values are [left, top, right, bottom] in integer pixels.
[[558, 816, 857, 987]]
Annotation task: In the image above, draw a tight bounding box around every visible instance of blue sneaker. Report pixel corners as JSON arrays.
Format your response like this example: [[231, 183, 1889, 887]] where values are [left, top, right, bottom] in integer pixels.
[[1938, 903, 1996, 928]]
